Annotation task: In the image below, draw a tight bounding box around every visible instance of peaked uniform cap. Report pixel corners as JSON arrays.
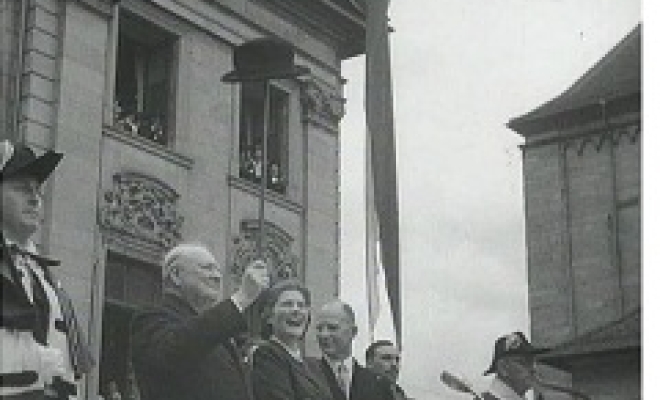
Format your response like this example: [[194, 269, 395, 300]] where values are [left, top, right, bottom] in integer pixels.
[[222, 38, 310, 82], [0, 140, 63, 183], [484, 331, 547, 375]]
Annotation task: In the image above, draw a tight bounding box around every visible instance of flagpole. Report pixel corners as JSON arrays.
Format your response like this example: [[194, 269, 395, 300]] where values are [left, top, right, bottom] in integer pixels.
[[221, 38, 310, 339], [365, 0, 401, 346], [257, 81, 270, 258], [365, 124, 378, 343]]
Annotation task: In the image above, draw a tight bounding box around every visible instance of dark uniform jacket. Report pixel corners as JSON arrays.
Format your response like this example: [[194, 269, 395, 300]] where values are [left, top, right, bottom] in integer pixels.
[[130, 293, 250, 400], [480, 376, 529, 400], [251, 339, 335, 400], [308, 357, 395, 400], [1, 240, 39, 333]]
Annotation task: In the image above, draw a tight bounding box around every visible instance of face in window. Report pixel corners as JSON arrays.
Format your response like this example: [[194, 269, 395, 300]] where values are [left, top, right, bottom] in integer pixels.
[[267, 289, 310, 343], [315, 302, 357, 362], [169, 247, 223, 312], [1, 176, 44, 240], [368, 344, 401, 383]]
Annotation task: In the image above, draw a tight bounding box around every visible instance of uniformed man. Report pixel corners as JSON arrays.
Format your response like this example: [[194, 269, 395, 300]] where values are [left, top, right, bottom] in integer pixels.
[[1, 140, 93, 399], [481, 332, 544, 400]]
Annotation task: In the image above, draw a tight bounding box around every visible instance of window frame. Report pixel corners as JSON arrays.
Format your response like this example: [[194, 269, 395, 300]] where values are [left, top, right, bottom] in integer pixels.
[[112, 9, 179, 148], [238, 81, 292, 195]]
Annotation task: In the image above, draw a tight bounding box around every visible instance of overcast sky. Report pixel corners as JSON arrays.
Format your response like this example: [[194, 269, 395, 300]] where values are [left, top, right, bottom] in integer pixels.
[[338, 1, 641, 399]]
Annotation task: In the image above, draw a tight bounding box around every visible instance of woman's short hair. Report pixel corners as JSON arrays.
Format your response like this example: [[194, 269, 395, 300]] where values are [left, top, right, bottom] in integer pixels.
[[259, 279, 311, 339]]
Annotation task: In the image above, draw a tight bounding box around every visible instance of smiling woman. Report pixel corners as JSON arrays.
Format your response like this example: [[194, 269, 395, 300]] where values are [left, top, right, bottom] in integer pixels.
[[251, 280, 335, 400], [262, 281, 311, 345]]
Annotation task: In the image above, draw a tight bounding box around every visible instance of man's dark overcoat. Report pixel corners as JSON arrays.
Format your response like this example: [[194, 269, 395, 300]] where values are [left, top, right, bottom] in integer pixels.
[[131, 293, 250, 400], [251, 339, 335, 400]]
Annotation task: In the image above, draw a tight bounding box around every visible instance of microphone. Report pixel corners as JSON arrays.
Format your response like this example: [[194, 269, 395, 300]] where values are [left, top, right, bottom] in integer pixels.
[[440, 371, 482, 399]]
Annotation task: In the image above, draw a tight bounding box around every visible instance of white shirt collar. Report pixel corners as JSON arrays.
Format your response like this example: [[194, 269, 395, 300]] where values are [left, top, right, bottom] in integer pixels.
[[3, 236, 39, 254], [325, 356, 354, 381]]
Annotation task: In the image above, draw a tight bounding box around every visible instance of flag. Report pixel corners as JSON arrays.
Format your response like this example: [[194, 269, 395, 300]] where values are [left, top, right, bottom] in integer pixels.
[[365, 134, 381, 341], [364, 0, 401, 346]]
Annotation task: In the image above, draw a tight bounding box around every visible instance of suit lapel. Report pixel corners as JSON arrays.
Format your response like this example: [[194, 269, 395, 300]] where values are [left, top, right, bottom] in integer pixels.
[[266, 342, 333, 400], [351, 362, 365, 400], [293, 358, 335, 399], [319, 358, 347, 400]]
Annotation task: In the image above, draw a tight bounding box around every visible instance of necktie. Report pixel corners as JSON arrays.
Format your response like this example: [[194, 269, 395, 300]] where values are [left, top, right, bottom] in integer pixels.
[[336, 363, 349, 398]]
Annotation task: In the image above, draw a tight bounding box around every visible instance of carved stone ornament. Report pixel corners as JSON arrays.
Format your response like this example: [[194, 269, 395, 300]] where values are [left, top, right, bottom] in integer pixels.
[[563, 123, 641, 155], [301, 78, 345, 124], [229, 220, 299, 284], [100, 172, 183, 248]]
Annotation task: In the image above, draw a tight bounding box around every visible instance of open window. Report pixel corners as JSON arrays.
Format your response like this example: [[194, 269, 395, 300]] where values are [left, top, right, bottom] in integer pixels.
[[113, 11, 176, 147], [238, 82, 290, 194]]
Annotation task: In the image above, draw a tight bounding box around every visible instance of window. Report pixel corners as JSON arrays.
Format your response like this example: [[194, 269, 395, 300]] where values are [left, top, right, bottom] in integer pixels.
[[100, 252, 161, 400], [239, 82, 290, 194], [114, 11, 175, 146], [104, 252, 162, 306]]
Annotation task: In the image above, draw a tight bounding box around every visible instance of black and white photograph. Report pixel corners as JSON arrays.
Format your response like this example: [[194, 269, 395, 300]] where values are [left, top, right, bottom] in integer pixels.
[[1, 0, 647, 399]]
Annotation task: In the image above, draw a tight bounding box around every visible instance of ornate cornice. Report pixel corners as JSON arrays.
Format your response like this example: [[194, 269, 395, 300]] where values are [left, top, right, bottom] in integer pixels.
[[561, 123, 640, 155], [301, 78, 345, 130], [229, 219, 299, 284], [99, 172, 184, 248]]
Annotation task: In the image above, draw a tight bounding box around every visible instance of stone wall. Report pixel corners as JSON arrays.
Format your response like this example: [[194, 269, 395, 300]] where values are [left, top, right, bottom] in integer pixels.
[[523, 115, 641, 347]]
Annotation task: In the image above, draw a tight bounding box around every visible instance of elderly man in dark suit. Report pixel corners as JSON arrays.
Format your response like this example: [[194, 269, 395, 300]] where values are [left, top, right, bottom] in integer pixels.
[[130, 244, 269, 400], [1, 140, 93, 400], [310, 301, 394, 400]]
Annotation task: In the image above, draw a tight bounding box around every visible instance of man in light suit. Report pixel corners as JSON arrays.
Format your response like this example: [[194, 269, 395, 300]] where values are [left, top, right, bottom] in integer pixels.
[[310, 301, 394, 400]]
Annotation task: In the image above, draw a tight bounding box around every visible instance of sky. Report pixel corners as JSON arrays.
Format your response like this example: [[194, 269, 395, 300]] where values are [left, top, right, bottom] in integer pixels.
[[338, 1, 642, 399]]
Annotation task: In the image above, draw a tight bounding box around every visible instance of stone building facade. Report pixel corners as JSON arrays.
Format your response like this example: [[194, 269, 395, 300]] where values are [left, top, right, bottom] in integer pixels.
[[1, 0, 366, 398], [508, 26, 641, 400]]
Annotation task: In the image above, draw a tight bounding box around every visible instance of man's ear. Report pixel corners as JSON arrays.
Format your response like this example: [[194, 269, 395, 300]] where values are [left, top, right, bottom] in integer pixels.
[[351, 324, 358, 338]]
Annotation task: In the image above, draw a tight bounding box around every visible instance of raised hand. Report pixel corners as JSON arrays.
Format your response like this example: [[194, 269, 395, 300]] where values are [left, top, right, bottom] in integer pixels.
[[233, 259, 270, 310]]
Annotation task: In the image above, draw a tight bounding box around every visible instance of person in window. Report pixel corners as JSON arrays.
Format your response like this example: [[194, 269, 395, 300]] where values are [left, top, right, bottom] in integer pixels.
[[250, 280, 334, 400], [130, 243, 269, 400], [250, 147, 263, 183], [269, 164, 285, 192], [106, 381, 122, 400], [119, 112, 139, 135], [1, 140, 94, 400], [240, 150, 252, 179]]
